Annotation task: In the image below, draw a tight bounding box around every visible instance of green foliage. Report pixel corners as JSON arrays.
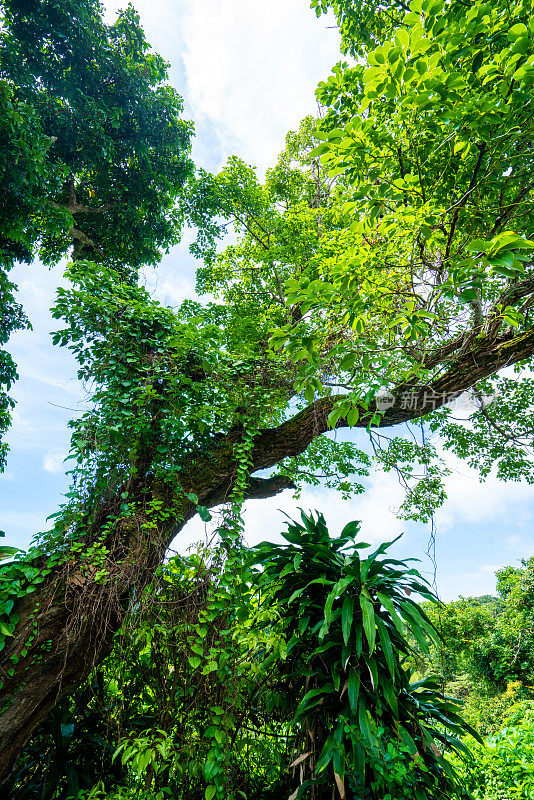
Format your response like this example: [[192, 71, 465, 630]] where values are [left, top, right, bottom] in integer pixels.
[[453, 716, 534, 799], [7, 678, 122, 800], [0, 77, 46, 466], [45, 259, 290, 526], [251, 511, 479, 799], [0, 0, 192, 269], [179, 0, 534, 522], [0, 0, 192, 463], [432, 376, 534, 483], [277, 437, 371, 499], [413, 596, 499, 684], [261, 0, 534, 482], [4, 0, 534, 790], [7, 547, 293, 800], [472, 559, 534, 689], [417, 560, 534, 700], [8, 513, 484, 800], [310, 0, 408, 57], [370, 434, 449, 523]]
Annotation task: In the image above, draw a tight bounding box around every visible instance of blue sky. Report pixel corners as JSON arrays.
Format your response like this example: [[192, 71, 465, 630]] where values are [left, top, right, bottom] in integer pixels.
[[1, 0, 532, 601]]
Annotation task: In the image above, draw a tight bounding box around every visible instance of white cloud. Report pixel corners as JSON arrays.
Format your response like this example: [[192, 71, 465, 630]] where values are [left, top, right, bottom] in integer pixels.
[[180, 0, 339, 173], [436, 455, 534, 530], [437, 562, 504, 601], [172, 471, 406, 556], [43, 451, 67, 474], [0, 510, 51, 537], [141, 253, 198, 308]]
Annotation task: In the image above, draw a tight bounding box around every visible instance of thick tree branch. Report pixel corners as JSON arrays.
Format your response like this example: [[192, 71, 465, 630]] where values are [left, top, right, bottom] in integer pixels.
[[248, 327, 534, 475], [69, 227, 106, 258], [200, 474, 295, 509], [54, 200, 119, 214]]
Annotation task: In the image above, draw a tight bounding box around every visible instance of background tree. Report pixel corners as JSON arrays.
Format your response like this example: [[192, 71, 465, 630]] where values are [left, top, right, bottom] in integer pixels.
[[0, 0, 193, 464], [414, 559, 534, 717], [310, 0, 410, 57]]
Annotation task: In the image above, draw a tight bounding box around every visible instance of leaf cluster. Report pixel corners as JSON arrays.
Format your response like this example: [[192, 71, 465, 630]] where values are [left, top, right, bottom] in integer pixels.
[[251, 511, 479, 799]]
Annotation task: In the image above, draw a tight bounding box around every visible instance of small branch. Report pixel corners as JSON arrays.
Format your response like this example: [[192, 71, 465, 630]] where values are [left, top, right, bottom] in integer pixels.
[[475, 391, 529, 447], [69, 227, 105, 257], [444, 142, 486, 260], [485, 271, 534, 338]]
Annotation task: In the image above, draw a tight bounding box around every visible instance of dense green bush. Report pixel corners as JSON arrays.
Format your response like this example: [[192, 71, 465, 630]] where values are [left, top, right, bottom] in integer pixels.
[[251, 511, 477, 800], [454, 715, 534, 799]]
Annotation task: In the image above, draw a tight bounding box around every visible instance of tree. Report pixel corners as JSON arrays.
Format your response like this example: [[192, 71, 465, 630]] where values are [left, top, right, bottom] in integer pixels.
[[408, 562, 534, 739], [310, 0, 410, 57], [0, 0, 193, 466], [0, 80, 56, 468], [471, 558, 534, 690], [2, 0, 534, 783], [6, 547, 291, 800]]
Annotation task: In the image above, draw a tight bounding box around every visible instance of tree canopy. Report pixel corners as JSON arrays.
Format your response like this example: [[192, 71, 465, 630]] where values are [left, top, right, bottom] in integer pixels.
[[1, 0, 534, 794], [0, 0, 192, 466]]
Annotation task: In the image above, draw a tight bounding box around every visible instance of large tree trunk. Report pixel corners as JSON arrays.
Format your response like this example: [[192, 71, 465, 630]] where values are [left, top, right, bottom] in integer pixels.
[[0, 495, 194, 784], [1, 326, 533, 782]]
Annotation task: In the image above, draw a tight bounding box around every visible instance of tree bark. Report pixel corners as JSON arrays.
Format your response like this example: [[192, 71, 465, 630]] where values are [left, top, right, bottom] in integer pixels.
[[1, 325, 533, 782]]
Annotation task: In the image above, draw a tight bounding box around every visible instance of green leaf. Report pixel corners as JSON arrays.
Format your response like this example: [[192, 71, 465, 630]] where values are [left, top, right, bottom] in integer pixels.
[[0, 546, 20, 562], [287, 585, 307, 605], [357, 701, 377, 752], [325, 577, 352, 624], [376, 591, 405, 634], [316, 733, 335, 773], [354, 624, 363, 658], [348, 669, 360, 713], [376, 617, 396, 680], [360, 592, 376, 654], [509, 23, 528, 39], [342, 595, 354, 645], [196, 505, 212, 522], [401, 609, 430, 654], [402, 601, 439, 643], [339, 520, 361, 541], [396, 723, 418, 754], [363, 654, 378, 690], [347, 406, 360, 426], [205, 787, 216, 800], [465, 238, 490, 252], [294, 685, 335, 722]]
